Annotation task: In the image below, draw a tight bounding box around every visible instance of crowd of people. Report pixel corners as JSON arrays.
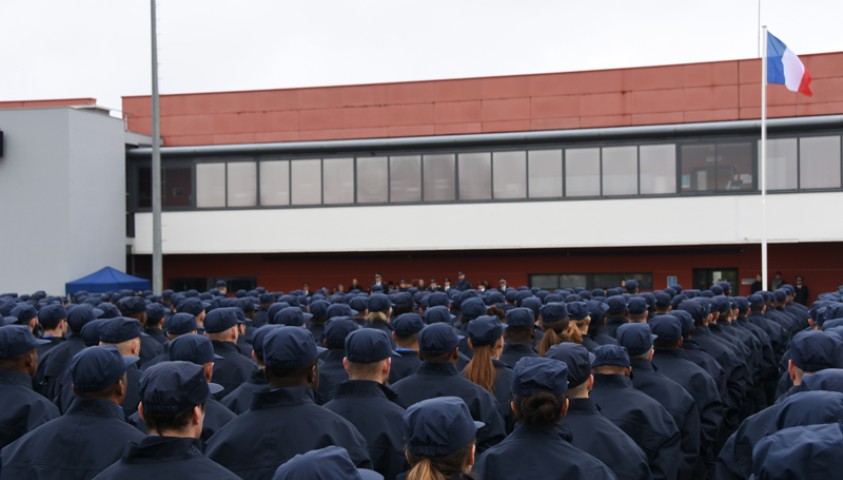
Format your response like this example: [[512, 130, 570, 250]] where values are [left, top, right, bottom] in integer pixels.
[[1, 273, 843, 479]]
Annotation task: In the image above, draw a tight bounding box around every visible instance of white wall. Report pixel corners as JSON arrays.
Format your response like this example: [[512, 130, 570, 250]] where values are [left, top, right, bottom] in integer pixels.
[[131, 191, 840, 255]]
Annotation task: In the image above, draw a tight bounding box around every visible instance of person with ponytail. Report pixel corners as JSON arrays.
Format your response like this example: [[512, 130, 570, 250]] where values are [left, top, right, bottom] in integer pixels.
[[566, 301, 591, 346], [473, 356, 617, 479], [402, 396, 480, 480], [464, 315, 514, 431], [537, 303, 571, 356]]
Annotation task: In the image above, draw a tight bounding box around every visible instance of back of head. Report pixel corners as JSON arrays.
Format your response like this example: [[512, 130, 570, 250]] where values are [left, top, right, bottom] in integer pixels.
[[139, 361, 213, 436], [403, 397, 481, 480], [511, 356, 569, 426], [272, 446, 383, 480]]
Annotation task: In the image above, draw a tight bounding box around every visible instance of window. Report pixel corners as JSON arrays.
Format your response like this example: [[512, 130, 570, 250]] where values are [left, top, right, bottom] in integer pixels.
[[458, 152, 492, 200], [227, 162, 257, 207], [680, 141, 754, 192], [390, 155, 422, 203], [565, 148, 600, 197], [423, 154, 456, 201], [528, 149, 563, 198], [323, 158, 354, 204], [800, 136, 841, 189], [602, 146, 638, 196], [528, 272, 653, 291], [640, 144, 676, 194], [493, 151, 527, 199], [763, 138, 797, 190], [716, 142, 754, 191], [259, 160, 290, 206], [357, 156, 388, 203], [291, 159, 322, 205], [692, 268, 738, 291], [196, 163, 226, 208]]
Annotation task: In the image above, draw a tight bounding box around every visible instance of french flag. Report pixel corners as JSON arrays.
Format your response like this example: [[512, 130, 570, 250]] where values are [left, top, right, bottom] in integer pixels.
[[767, 32, 812, 96]]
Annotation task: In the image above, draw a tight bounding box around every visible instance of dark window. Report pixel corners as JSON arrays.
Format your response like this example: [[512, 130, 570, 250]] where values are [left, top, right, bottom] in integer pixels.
[[529, 272, 653, 291], [680, 140, 754, 192], [692, 268, 738, 291], [169, 277, 210, 292]]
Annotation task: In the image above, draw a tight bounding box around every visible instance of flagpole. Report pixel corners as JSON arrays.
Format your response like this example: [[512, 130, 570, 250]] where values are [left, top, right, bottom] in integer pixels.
[[761, 25, 768, 291], [151, 0, 163, 295]]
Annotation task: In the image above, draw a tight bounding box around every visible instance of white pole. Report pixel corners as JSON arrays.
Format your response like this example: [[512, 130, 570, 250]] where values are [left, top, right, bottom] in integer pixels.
[[151, 0, 163, 295], [761, 25, 768, 291]]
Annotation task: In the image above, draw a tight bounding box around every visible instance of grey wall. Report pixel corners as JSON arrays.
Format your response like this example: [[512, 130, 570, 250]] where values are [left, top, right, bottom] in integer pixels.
[[0, 108, 126, 295]]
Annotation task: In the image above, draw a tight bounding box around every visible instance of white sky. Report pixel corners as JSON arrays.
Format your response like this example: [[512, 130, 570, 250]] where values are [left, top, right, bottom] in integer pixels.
[[3, 0, 842, 113]]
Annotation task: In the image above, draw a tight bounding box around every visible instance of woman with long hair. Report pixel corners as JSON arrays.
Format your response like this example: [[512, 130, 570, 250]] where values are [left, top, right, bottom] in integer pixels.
[[403, 396, 479, 480], [537, 303, 571, 356], [464, 315, 513, 431], [566, 301, 591, 346]]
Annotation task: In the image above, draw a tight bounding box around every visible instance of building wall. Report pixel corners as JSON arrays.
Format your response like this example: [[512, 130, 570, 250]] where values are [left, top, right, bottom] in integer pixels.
[[122, 52, 843, 146]]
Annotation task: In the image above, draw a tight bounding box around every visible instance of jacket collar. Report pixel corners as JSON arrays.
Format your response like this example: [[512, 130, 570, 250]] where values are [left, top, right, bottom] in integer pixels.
[[592, 373, 633, 388], [123, 436, 203, 463], [334, 380, 399, 402], [251, 385, 315, 410], [417, 362, 459, 376], [0, 369, 34, 388], [567, 397, 600, 414], [67, 397, 126, 419]]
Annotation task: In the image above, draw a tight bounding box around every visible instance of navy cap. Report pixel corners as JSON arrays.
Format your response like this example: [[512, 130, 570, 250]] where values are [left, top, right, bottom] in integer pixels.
[[617, 323, 657, 356], [263, 326, 320, 368], [403, 396, 484, 457], [204, 308, 239, 333], [216, 280, 226, 287], [10, 305, 37, 324], [146, 303, 166, 323], [654, 291, 672, 310], [37, 304, 67, 326], [391, 292, 414, 311], [592, 344, 631, 368], [347, 296, 368, 313], [426, 292, 450, 308], [99, 317, 142, 344], [324, 317, 361, 349], [0, 325, 50, 358], [512, 356, 569, 398], [649, 315, 683, 343], [545, 343, 595, 387], [567, 301, 590, 321], [790, 330, 843, 372], [367, 294, 392, 313], [80, 319, 107, 346], [252, 325, 282, 361], [678, 299, 708, 324], [259, 293, 275, 304], [273, 307, 312, 327], [169, 334, 221, 365], [418, 323, 460, 356], [751, 423, 843, 480], [69, 345, 137, 392], [345, 328, 397, 364], [505, 307, 535, 328], [117, 296, 147, 316], [587, 300, 610, 324], [540, 303, 568, 324], [520, 297, 542, 317], [669, 310, 695, 337], [394, 313, 425, 337], [165, 312, 199, 335], [176, 298, 208, 316], [66, 304, 103, 333], [627, 296, 648, 315], [140, 361, 213, 413], [272, 445, 383, 480], [95, 303, 119, 319], [625, 279, 638, 293], [327, 303, 358, 320], [423, 306, 455, 325], [606, 296, 627, 315], [460, 298, 487, 321], [309, 300, 330, 319], [748, 293, 766, 310], [773, 289, 787, 303], [466, 315, 504, 347]]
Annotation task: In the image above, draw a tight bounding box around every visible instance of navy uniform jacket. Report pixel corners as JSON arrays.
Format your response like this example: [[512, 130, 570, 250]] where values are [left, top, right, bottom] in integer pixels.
[[251, 309, 269, 328], [387, 349, 420, 384], [235, 336, 253, 359], [592, 330, 619, 346], [688, 327, 748, 432], [682, 340, 728, 402], [603, 318, 628, 339], [629, 358, 701, 479], [590, 374, 681, 480], [92, 437, 241, 480], [0, 370, 60, 450], [747, 311, 786, 359], [0, 397, 145, 480], [144, 328, 167, 346], [219, 368, 269, 415], [564, 397, 652, 480], [317, 349, 348, 403], [324, 380, 408, 480], [205, 386, 371, 480], [210, 341, 257, 398], [391, 362, 506, 452], [56, 363, 141, 417], [34, 335, 86, 399], [129, 397, 235, 442], [473, 423, 617, 480], [307, 322, 326, 346], [499, 343, 538, 368], [139, 332, 164, 367], [489, 359, 514, 432], [36, 336, 64, 358]]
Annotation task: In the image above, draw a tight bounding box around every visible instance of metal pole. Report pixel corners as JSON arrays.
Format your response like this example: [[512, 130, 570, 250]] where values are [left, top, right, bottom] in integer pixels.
[[761, 25, 768, 291], [151, 0, 163, 294]]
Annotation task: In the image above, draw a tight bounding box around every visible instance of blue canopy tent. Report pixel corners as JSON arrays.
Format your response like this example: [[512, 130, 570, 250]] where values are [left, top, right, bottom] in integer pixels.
[[66, 267, 150, 295]]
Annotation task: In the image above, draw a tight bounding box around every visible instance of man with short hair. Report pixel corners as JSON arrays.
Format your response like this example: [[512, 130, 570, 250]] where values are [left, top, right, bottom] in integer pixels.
[[36, 305, 67, 356], [500, 308, 538, 367], [205, 308, 256, 397], [388, 313, 423, 383], [35, 304, 101, 399], [117, 296, 164, 366], [454, 272, 472, 291], [219, 325, 276, 414]]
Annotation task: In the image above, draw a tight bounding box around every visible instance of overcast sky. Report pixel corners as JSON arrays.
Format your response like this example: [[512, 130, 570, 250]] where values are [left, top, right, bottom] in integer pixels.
[[3, 0, 842, 113]]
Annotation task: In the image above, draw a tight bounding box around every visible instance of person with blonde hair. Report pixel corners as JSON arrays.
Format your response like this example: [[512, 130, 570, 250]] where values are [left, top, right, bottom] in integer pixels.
[[463, 315, 513, 430]]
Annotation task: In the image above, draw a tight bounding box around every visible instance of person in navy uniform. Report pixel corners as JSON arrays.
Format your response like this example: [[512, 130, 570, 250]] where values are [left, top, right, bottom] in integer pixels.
[[219, 325, 277, 414], [272, 446, 382, 480], [391, 323, 506, 452], [462, 315, 514, 432], [205, 326, 371, 479], [0, 325, 59, 450], [324, 328, 407, 480], [401, 397, 480, 480], [750, 423, 843, 480], [318, 316, 360, 403], [590, 344, 681, 480], [473, 356, 617, 479], [35, 304, 102, 399], [117, 296, 164, 367], [389, 313, 424, 384], [500, 307, 539, 367], [617, 323, 701, 480], [0, 346, 144, 479], [92, 361, 241, 479], [453, 272, 473, 292], [204, 308, 257, 398], [544, 343, 651, 480], [35, 304, 67, 357]]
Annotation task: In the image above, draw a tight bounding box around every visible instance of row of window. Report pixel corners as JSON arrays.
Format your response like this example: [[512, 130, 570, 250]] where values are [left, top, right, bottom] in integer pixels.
[[530, 273, 654, 291], [130, 133, 843, 210]]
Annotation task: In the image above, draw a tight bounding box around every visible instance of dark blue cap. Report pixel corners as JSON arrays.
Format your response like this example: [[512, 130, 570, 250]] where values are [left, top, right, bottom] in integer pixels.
[[466, 315, 504, 347], [146, 303, 165, 323], [403, 396, 484, 457], [606, 296, 627, 315], [773, 289, 787, 303], [10, 305, 37, 324], [263, 326, 320, 368], [391, 292, 414, 311], [348, 296, 368, 313], [627, 296, 648, 315], [520, 297, 542, 317], [368, 294, 392, 313], [654, 291, 672, 309], [117, 296, 146, 316], [80, 319, 107, 346], [140, 361, 213, 413], [204, 308, 239, 333], [327, 303, 358, 320], [345, 328, 397, 364], [545, 343, 595, 387], [751, 423, 843, 480], [176, 298, 208, 316], [309, 300, 330, 319], [678, 299, 708, 324], [540, 303, 568, 324], [567, 301, 590, 321], [460, 298, 487, 321], [37, 304, 67, 325], [252, 325, 282, 360], [99, 317, 142, 344], [324, 317, 361, 349], [790, 330, 843, 372], [272, 446, 383, 480], [649, 315, 683, 343], [748, 293, 766, 309], [394, 313, 425, 337], [67, 304, 104, 333], [165, 312, 199, 335], [617, 323, 657, 356], [423, 306, 455, 325], [259, 293, 275, 304], [512, 356, 569, 397], [169, 334, 221, 365], [273, 307, 312, 327], [625, 279, 638, 293], [426, 292, 450, 308], [0, 325, 50, 358], [505, 307, 535, 328], [592, 344, 631, 368], [418, 323, 460, 356], [69, 345, 137, 392], [669, 310, 695, 336], [587, 300, 610, 324]]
